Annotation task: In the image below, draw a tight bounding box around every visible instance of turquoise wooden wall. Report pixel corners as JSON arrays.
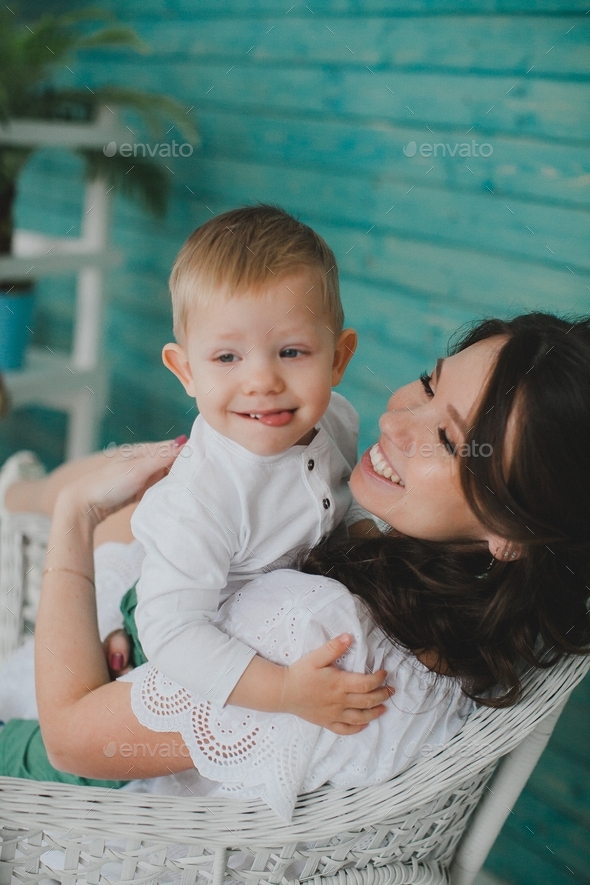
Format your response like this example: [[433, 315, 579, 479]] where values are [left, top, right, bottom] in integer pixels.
[[1, 4, 589, 882], [4, 0, 589, 467]]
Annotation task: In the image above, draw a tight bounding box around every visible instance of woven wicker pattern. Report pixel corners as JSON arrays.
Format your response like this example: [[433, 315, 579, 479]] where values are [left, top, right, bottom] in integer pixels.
[[1, 512, 588, 885], [0, 511, 50, 666]]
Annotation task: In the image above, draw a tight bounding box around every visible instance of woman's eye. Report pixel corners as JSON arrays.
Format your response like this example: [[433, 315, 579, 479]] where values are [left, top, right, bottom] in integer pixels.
[[217, 353, 237, 363], [438, 427, 457, 456], [419, 372, 434, 397], [280, 348, 303, 359]]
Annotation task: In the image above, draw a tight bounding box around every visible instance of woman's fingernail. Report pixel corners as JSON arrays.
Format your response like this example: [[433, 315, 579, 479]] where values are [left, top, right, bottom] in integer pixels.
[[174, 434, 188, 447], [110, 653, 124, 670]]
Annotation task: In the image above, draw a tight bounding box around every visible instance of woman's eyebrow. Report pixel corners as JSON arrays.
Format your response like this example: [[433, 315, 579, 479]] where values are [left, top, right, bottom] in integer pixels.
[[434, 357, 444, 382], [448, 404, 469, 435]]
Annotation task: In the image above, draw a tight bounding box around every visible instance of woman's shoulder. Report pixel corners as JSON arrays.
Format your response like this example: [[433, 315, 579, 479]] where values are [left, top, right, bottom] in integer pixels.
[[216, 569, 363, 666], [227, 568, 353, 609]]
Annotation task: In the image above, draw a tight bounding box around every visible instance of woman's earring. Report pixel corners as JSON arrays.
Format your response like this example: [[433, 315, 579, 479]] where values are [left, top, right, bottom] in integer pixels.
[[476, 556, 496, 580]]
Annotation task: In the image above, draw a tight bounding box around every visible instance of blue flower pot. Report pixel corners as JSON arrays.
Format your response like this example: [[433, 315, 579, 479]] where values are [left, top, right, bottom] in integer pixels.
[[0, 288, 35, 370]]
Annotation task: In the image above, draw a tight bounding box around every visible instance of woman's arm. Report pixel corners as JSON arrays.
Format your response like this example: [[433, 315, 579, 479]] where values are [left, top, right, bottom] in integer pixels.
[[35, 443, 194, 779], [34, 442, 391, 780]]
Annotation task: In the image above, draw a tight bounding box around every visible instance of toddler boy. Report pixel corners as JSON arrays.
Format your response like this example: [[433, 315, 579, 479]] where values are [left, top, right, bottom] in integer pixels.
[[132, 205, 374, 714]]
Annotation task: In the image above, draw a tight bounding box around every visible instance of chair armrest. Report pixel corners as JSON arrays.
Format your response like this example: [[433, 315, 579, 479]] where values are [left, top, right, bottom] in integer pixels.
[[450, 699, 566, 885]]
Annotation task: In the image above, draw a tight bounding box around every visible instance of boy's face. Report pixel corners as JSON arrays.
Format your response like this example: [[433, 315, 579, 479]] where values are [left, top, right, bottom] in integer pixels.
[[163, 268, 357, 456]]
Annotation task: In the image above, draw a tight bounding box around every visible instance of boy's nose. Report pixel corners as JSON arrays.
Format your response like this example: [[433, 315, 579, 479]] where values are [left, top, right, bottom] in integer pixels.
[[241, 361, 285, 396]]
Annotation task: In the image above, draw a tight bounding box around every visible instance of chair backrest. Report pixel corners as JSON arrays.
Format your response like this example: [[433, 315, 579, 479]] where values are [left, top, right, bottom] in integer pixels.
[[1, 510, 588, 885]]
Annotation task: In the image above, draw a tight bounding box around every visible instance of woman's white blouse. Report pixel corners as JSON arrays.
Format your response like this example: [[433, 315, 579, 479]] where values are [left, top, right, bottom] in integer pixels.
[[120, 567, 474, 821]]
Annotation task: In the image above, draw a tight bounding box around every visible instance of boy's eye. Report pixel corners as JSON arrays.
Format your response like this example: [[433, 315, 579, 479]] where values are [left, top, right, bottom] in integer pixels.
[[419, 372, 434, 397], [280, 348, 303, 358], [217, 353, 237, 363]]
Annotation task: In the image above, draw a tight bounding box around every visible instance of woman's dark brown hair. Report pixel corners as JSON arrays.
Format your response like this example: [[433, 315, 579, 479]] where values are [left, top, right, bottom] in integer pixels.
[[302, 312, 590, 707]]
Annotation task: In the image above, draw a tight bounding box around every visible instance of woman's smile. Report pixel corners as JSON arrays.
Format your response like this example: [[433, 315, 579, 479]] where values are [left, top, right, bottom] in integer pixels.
[[368, 443, 405, 486], [359, 447, 407, 491]]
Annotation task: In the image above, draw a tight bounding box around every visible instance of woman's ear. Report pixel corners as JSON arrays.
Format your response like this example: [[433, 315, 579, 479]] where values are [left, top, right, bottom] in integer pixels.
[[332, 328, 358, 386], [487, 535, 523, 561], [162, 343, 196, 397]]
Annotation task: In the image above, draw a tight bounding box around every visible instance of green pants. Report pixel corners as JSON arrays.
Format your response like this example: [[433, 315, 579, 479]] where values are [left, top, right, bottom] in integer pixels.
[[0, 584, 143, 786]]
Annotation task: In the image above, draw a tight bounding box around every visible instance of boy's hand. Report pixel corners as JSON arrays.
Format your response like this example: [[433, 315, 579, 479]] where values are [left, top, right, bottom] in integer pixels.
[[279, 634, 393, 734]]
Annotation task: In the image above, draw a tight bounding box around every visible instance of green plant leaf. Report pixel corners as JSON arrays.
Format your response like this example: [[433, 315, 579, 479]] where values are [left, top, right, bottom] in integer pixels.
[[79, 148, 169, 217], [92, 87, 199, 144], [76, 26, 148, 53], [0, 5, 198, 222]]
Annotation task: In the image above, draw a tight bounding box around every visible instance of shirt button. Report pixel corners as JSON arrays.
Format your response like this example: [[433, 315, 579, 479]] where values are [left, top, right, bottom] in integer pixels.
[[323, 498, 331, 509], [307, 459, 315, 471]]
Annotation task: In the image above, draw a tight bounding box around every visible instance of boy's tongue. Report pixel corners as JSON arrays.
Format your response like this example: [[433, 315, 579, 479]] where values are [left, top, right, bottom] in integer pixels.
[[257, 410, 293, 426]]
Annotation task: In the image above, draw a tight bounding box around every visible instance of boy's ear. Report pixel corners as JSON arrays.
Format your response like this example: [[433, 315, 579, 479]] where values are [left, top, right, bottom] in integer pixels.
[[162, 343, 196, 397], [332, 328, 357, 386]]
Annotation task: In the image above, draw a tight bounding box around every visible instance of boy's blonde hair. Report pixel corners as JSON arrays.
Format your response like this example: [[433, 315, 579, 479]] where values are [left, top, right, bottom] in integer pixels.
[[169, 205, 343, 343]]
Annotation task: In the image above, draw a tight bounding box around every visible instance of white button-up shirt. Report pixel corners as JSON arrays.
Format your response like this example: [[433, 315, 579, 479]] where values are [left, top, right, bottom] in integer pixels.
[[131, 391, 369, 704]]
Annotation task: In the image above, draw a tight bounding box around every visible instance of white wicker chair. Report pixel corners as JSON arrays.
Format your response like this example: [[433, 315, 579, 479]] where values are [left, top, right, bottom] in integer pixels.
[[0, 510, 588, 885]]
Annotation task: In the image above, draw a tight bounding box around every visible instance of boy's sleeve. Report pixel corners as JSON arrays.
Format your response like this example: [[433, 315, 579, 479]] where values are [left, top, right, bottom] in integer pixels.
[[131, 480, 256, 705]]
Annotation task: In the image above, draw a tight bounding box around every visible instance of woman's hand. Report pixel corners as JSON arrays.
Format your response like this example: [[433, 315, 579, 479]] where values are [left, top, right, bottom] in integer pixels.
[[59, 436, 188, 529]]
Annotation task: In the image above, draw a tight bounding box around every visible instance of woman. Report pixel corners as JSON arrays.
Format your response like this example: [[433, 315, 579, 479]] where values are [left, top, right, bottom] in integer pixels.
[[1, 312, 589, 818]]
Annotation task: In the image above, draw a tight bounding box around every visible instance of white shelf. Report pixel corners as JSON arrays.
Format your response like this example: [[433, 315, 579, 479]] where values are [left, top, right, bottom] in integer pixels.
[[3, 347, 106, 409], [0, 109, 126, 149], [1, 114, 119, 460], [0, 230, 120, 280]]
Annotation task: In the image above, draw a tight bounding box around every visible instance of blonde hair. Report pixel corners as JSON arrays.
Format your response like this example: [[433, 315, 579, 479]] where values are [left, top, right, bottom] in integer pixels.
[[169, 205, 343, 343]]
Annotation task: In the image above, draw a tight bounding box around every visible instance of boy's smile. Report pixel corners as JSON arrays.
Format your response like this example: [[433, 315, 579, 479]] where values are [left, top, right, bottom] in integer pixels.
[[162, 269, 357, 456]]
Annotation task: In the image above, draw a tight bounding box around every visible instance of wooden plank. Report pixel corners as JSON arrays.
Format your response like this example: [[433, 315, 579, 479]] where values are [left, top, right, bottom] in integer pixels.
[[19, 161, 590, 322], [320, 223, 590, 312], [77, 59, 590, 141], [497, 788, 590, 882], [110, 194, 590, 318], [20, 109, 590, 212], [527, 745, 590, 828], [99, 0, 590, 17], [126, 16, 590, 77], [548, 684, 590, 763], [172, 157, 590, 270], [340, 277, 478, 358], [194, 110, 590, 208], [485, 829, 585, 885]]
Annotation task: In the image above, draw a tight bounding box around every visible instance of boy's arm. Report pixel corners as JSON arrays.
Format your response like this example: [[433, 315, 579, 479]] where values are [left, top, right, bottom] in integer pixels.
[[227, 640, 390, 734], [132, 482, 256, 705]]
